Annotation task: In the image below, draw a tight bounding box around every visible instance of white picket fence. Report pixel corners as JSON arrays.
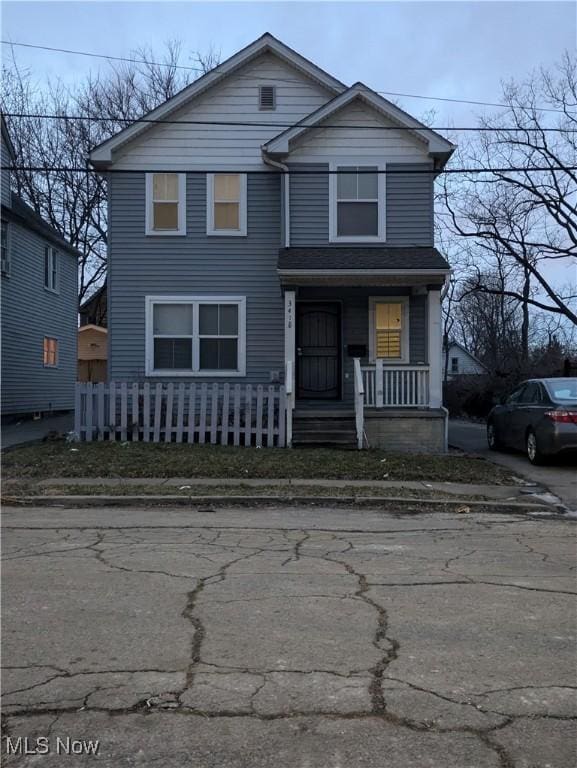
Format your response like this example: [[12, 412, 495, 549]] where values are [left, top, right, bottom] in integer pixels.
[[75, 381, 288, 447]]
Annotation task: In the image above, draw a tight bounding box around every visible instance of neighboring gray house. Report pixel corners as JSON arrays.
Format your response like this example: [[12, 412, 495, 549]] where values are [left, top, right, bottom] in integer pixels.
[[89, 34, 455, 451], [444, 340, 488, 381], [1, 116, 79, 418]]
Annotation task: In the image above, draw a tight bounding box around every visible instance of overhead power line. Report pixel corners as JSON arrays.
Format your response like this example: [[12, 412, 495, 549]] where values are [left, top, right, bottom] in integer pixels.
[[2, 165, 575, 175], [2, 112, 573, 133], [1, 39, 571, 115]]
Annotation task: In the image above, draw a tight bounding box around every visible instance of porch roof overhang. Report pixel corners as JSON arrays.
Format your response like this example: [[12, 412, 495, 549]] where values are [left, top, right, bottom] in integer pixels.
[[277, 247, 450, 287]]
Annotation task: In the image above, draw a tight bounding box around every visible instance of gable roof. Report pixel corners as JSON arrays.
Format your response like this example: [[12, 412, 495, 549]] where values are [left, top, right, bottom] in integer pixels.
[[1, 115, 16, 161], [263, 82, 455, 165], [89, 33, 346, 168], [445, 340, 488, 370], [2, 193, 81, 259]]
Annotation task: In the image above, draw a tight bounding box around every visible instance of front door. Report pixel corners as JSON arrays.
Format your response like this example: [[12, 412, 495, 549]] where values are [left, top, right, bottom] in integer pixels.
[[296, 302, 340, 399]]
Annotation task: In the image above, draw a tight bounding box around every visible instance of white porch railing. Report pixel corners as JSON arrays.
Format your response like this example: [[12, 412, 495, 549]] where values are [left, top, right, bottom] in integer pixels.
[[361, 362, 430, 408], [353, 357, 365, 449], [285, 359, 294, 448]]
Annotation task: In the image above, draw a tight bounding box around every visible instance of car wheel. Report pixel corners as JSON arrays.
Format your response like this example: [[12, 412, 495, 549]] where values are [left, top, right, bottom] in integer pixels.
[[526, 430, 546, 465], [487, 421, 502, 451]]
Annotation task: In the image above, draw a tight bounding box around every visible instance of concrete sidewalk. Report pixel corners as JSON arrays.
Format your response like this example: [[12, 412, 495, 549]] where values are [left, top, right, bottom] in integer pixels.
[[35, 476, 548, 502]]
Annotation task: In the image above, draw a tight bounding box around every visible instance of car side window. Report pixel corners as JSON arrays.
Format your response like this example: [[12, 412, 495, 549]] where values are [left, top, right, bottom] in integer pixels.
[[519, 383, 540, 404], [506, 385, 526, 404]]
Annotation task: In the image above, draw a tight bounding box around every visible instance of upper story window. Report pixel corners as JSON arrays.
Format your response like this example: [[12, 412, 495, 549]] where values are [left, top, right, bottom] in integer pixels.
[[145, 173, 186, 236], [145, 296, 246, 377], [44, 247, 58, 292], [369, 297, 409, 363], [1, 219, 10, 276], [259, 85, 276, 110], [207, 173, 247, 236], [329, 163, 386, 243], [451, 356, 459, 374], [43, 337, 58, 367]]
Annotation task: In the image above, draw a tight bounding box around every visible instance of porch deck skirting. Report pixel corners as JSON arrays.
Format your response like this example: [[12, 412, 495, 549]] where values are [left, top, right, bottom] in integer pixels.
[[364, 408, 446, 453]]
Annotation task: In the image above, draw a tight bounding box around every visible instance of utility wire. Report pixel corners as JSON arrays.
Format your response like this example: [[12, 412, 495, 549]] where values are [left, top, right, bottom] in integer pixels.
[[2, 112, 572, 133], [3, 165, 575, 175], [1, 39, 571, 115]]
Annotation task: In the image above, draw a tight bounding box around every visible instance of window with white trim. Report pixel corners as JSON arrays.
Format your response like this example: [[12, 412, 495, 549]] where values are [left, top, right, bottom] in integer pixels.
[[369, 297, 409, 363], [330, 164, 385, 242], [1, 219, 10, 275], [146, 296, 246, 376], [451, 356, 459, 374], [43, 337, 58, 367], [207, 174, 247, 236], [145, 173, 186, 235], [44, 247, 58, 291]]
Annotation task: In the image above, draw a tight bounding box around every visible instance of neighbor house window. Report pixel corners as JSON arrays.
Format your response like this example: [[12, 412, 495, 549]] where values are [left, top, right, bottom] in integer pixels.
[[145, 173, 186, 235], [1, 219, 10, 275], [44, 247, 58, 291], [369, 297, 409, 363], [145, 296, 246, 376], [207, 174, 247, 236], [330, 164, 385, 241], [43, 337, 58, 367], [451, 357, 459, 374]]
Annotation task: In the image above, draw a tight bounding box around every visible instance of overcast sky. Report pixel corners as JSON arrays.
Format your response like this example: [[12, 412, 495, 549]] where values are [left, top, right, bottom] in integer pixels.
[[2, 0, 575, 127], [2, 1, 576, 293]]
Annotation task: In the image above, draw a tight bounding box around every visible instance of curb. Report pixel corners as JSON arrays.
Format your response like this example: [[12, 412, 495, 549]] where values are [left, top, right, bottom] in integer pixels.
[[1, 494, 565, 514]]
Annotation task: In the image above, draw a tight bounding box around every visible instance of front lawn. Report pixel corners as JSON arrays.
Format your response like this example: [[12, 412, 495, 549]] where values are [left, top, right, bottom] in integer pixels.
[[2, 441, 514, 484]]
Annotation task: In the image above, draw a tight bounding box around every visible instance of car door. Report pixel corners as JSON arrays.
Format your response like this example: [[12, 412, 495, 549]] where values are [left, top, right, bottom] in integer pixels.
[[513, 382, 541, 449], [497, 384, 527, 448]]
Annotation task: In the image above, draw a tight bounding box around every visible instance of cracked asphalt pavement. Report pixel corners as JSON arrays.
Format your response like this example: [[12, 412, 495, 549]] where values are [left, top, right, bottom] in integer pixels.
[[1, 503, 576, 767]]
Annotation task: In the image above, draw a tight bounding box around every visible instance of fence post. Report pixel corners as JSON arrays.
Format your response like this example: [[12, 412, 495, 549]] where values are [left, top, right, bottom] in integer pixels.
[[74, 382, 82, 440]]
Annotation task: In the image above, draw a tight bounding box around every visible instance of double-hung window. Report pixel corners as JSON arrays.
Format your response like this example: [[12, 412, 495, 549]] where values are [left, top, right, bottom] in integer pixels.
[[43, 337, 58, 367], [330, 164, 385, 242], [145, 173, 186, 235], [146, 296, 246, 376], [369, 297, 409, 363], [1, 219, 10, 275], [44, 247, 58, 292], [207, 174, 247, 236]]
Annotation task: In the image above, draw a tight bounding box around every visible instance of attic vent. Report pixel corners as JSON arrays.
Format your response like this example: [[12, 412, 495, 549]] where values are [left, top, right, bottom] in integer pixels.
[[259, 85, 276, 110]]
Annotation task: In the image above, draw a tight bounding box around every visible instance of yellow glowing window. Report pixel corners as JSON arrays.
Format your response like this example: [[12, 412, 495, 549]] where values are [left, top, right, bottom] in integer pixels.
[[43, 337, 58, 367], [375, 303, 403, 358]]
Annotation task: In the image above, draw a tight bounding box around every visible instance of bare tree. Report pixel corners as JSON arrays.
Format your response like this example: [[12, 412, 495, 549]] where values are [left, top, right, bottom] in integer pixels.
[[442, 52, 577, 328], [1, 41, 219, 303]]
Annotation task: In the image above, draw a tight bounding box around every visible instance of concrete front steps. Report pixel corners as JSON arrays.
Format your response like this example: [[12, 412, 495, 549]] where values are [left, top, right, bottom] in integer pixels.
[[292, 409, 357, 449]]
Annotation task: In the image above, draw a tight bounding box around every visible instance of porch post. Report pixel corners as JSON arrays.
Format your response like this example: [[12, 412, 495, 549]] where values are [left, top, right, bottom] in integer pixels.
[[428, 289, 443, 408], [284, 290, 296, 445]]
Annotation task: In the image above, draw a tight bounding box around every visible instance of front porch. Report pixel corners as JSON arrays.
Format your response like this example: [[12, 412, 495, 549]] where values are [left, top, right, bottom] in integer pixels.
[[282, 269, 447, 452]]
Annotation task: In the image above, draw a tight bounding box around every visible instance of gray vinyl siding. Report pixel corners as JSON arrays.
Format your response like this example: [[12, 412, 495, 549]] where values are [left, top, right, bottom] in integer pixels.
[[1, 219, 78, 415], [108, 171, 284, 383], [289, 162, 434, 246], [289, 164, 329, 245], [297, 287, 428, 401]]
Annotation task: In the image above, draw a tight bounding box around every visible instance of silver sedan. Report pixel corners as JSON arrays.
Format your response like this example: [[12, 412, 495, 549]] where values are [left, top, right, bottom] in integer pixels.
[[487, 378, 577, 465]]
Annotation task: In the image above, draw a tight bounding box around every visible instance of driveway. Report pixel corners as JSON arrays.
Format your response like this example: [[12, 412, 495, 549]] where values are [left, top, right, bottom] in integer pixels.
[[2, 503, 575, 767], [449, 419, 577, 510], [1, 412, 74, 450]]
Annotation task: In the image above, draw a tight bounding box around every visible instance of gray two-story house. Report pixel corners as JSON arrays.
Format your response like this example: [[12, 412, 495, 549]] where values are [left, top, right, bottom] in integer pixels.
[[1, 116, 79, 419], [89, 34, 454, 451]]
